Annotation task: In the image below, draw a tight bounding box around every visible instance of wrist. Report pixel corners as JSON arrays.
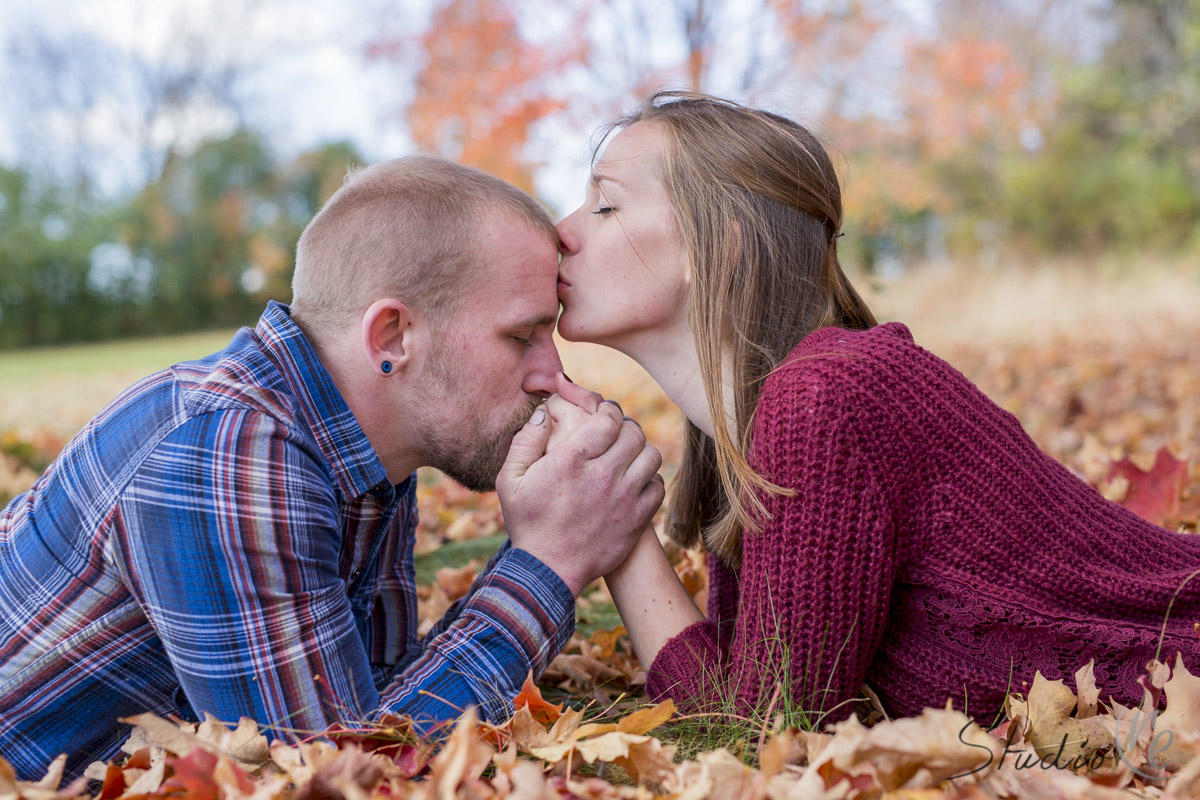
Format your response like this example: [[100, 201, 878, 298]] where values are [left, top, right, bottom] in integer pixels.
[[513, 543, 586, 598]]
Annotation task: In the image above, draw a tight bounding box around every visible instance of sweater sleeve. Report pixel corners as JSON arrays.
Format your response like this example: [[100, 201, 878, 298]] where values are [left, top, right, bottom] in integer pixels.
[[645, 361, 900, 725]]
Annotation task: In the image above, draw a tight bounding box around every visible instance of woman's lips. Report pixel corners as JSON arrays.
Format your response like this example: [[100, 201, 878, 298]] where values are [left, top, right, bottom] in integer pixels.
[[557, 276, 571, 294]]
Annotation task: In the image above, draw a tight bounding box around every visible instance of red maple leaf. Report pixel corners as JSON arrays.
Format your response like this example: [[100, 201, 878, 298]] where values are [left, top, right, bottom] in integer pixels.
[[1106, 447, 1200, 529]]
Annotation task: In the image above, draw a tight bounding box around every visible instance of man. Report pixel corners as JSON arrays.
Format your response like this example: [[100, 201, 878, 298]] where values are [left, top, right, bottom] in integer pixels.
[[0, 157, 663, 780]]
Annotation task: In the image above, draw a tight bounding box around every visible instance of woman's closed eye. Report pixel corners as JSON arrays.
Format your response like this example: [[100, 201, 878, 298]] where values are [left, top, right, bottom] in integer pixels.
[[592, 206, 615, 216]]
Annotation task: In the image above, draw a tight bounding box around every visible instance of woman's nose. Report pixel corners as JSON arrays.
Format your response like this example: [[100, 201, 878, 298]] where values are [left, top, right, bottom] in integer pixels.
[[555, 212, 580, 256]]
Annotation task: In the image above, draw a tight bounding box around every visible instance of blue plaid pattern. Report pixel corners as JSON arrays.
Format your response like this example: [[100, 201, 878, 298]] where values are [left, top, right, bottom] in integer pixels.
[[0, 301, 574, 780]]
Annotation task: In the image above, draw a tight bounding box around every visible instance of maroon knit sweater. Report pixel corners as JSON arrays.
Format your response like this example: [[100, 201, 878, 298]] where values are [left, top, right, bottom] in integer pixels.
[[645, 321, 1200, 727]]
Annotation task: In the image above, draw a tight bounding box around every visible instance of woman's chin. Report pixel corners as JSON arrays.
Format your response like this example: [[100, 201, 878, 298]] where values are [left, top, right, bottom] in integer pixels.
[[558, 307, 638, 348], [555, 311, 591, 344]]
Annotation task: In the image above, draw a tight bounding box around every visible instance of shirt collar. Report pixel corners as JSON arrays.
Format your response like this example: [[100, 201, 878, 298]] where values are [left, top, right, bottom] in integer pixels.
[[254, 300, 397, 502]]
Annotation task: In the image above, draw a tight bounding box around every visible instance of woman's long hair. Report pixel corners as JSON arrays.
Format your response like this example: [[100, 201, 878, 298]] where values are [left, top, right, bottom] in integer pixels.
[[601, 91, 877, 569]]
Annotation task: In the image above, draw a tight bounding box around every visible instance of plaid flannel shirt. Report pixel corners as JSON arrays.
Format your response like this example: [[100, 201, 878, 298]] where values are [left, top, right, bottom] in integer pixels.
[[0, 301, 574, 780]]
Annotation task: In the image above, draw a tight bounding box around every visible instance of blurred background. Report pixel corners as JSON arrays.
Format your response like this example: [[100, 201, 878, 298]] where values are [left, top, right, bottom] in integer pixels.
[[1, 0, 1198, 529]]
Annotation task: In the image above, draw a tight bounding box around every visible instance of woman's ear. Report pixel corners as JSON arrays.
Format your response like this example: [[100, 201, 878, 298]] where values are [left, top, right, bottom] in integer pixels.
[[361, 298, 421, 377]]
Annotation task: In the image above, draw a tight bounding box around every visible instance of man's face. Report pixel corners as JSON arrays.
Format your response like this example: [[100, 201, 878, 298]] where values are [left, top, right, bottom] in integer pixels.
[[414, 212, 563, 492]]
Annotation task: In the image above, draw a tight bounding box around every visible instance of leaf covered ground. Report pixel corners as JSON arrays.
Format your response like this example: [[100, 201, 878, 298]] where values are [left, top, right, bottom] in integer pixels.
[[2, 264, 1200, 797]]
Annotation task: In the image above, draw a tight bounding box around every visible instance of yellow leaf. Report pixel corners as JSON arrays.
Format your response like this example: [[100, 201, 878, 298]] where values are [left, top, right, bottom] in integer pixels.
[[617, 699, 675, 735]]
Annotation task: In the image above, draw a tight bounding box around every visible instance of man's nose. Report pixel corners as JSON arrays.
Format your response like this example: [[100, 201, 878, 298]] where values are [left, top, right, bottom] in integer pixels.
[[522, 339, 565, 399]]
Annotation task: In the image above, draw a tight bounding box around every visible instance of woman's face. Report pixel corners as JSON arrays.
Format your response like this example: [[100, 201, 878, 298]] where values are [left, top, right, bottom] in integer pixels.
[[556, 122, 690, 347]]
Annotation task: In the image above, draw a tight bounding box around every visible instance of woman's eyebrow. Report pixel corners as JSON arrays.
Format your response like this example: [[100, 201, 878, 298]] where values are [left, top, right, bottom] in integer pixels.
[[590, 171, 625, 188]]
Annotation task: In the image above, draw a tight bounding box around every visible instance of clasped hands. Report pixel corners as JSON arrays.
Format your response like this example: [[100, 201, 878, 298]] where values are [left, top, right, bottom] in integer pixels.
[[496, 372, 663, 597]]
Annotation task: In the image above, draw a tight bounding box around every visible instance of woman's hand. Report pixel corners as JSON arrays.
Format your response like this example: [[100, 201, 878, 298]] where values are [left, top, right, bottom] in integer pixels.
[[544, 374, 638, 455], [544, 393, 595, 454]]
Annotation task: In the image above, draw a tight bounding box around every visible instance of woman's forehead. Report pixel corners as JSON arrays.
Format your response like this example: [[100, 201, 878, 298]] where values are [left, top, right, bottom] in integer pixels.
[[594, 123, 664, 183]]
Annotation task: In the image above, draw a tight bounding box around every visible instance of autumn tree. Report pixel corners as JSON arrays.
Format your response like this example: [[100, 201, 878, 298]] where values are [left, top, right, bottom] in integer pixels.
[[366, 0, 583, 193]]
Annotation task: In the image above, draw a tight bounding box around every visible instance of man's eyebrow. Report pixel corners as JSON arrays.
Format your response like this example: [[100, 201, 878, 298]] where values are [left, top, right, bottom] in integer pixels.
[[507, 312, 559, 330]]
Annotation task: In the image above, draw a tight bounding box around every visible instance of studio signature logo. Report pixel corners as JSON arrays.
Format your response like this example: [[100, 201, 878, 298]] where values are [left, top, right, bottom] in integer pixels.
[[948, 705, 1176, 780]]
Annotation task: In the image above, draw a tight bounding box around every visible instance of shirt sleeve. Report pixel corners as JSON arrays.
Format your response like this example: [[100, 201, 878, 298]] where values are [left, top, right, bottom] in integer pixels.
[[115, 408, 573, 741], [644, 365, 899, 724], [376, 544, 574, 727]]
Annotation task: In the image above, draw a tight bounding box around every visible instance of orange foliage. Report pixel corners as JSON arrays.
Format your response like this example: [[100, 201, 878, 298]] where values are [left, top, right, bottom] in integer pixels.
[[902, 35, 1040, 160], [376, 0, 584, 194]]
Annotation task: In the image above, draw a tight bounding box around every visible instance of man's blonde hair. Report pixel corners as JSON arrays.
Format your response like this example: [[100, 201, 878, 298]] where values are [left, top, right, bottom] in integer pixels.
[[291, 155, 557, 340]]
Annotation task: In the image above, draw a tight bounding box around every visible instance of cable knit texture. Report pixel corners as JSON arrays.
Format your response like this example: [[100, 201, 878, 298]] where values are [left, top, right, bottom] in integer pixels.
[[645, 321, 1200, 726]]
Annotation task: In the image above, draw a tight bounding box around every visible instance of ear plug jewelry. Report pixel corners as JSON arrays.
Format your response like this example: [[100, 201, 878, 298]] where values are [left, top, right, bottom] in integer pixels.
[[381, 361, 392, 374]]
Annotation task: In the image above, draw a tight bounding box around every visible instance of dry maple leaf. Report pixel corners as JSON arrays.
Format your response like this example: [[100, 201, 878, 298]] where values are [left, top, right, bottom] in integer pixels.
[[1005, 670, 1116, 766], [0, 755, 87, 800], [433, 559, 482, 601], [158, 748, 248, 800], [787, 707, 1003, 797], [117, 712, 270, 773], [289, 744, 384, 800], [324, 714, 435, 778], [586, 626, 627, 660], [982, 760, 1141, 800], [490, 745, 558, 799], [572, 699, 675, 739], [1156, 652, 1200, 770], [664, 747, 768, 800], [422, 707, 495, 799]]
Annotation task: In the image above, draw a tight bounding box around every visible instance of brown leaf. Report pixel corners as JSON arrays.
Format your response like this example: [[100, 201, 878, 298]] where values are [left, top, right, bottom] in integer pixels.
[[433, 559, 481, 601], [1013, 672, 1115, 765], [663, 747, 766, 800], [614, 736, 678, 787], [586, 626, 626, 660], [1157, 652, 1200, 770], [1076, 660, 1103, 719], [0, 754, 87, 800], [196, 714, 270, 771], [790, 708, 1003, 796], [574, 700, 674, 740], [424, 707, 494, 799]]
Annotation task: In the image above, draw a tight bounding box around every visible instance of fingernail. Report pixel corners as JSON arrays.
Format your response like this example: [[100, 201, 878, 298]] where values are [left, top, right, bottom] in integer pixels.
[[531, 406, 546, 425], [623, 415, 641, 428], [560, 371, 574, 383], [602, 398, 623, 413]]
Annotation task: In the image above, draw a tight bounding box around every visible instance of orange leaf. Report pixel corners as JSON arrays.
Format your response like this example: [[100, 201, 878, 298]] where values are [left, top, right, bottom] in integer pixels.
[[513, 672, 563, 725], [586, 625, 627, 659]]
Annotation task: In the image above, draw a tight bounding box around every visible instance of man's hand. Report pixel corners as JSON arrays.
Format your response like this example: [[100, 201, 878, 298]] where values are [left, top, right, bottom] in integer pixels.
[[496, 376, 664, 597]]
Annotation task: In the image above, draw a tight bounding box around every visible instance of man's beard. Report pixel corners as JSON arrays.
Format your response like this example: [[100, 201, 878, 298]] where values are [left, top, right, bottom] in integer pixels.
[[424, 398, 540, 492], [417, 330, 541, 492], [422, 400, 535, 494]]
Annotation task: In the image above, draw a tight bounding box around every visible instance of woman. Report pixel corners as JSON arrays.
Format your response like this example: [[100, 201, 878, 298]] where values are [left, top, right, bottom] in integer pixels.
[[550, 91, 1200, 728]]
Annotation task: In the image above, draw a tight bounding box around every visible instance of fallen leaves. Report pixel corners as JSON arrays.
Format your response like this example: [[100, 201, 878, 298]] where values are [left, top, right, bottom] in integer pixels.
[[7, 655, 1200, 800]]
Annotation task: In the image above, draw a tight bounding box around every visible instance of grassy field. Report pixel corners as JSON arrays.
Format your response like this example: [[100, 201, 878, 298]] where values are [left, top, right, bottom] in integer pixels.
[[0, 328, 238, 436], [3, 258, 1198, 435]]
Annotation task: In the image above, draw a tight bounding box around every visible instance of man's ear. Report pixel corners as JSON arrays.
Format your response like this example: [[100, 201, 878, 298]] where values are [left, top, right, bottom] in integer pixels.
[[361, 298, 422, 377]]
